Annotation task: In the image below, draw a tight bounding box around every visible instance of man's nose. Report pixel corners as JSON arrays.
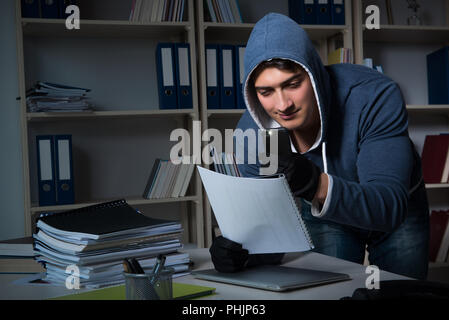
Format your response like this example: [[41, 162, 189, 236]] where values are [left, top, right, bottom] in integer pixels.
[[275, 91, 293, 112]]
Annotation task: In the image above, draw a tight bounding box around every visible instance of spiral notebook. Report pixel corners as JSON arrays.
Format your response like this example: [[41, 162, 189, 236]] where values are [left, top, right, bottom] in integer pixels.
[[36, 199, 181, 241], [197, 167, 314, 254]]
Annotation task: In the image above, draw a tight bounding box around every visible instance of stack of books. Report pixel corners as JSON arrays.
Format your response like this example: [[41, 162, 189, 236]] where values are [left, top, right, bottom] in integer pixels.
[[142, 158, 195, 199], [327, 48, 353, 65], [210, 147, 241, 177], [33, 199, 190, 288], [129, 0, 187, 22], [204, 0, 242, 23], [26, 82, 93, 113]]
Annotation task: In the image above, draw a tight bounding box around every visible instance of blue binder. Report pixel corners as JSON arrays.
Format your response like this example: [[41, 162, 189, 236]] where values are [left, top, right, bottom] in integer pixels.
[[54, 135, 75, 205], [331, 0, 345, 25], [36, 135, 56, 206], [427, 46, 449, 104], [234, 45, 246, 109], [219, 44, 236, 109], [41, 0, 59, 19], [317, 0, 331, 25], [205, 44, 221, 109], [288, 0, 306, 24], [58, 0, 77, 19], [21, 0, 41, 18], [156, 43, 178, 109], [174, 43, 193, 109], [304, 0, 317, 24]]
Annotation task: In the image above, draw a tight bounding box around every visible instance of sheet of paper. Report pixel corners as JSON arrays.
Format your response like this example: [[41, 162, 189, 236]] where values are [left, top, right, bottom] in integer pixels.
[[197, 166, 314, 254]]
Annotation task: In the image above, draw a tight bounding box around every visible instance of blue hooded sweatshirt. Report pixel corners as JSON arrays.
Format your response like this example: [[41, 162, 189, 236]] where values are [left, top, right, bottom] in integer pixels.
[[235, 13, 427, 233]]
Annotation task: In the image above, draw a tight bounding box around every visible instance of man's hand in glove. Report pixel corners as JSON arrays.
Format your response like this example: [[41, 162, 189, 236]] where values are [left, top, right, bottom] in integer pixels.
[[209, 236, 284, 273], [271, 128, 322, 202]]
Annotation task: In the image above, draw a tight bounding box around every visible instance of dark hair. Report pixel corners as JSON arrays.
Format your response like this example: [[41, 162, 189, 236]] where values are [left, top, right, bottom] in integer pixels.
[[249, 58, 303, 86]]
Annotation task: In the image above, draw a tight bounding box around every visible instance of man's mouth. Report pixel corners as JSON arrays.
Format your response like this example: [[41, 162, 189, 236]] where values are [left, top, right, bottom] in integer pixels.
[[279, 108, 300, 120]]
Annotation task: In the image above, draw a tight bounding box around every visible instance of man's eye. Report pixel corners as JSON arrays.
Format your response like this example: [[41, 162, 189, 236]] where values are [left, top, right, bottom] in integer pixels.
[[258, 90, 272, 97], [287, 81, 301, 88]]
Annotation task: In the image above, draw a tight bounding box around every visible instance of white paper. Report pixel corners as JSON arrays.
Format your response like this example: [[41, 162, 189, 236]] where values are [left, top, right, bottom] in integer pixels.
[[197, 166, 314, 254]]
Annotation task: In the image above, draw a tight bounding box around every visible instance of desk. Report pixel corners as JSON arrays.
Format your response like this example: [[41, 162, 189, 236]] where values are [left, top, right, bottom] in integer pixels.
[[0, 248, 409, 300]]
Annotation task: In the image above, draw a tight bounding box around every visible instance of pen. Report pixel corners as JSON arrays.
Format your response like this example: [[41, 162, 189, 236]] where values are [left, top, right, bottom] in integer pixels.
[[130, 258, 145, 274], [123, 258, 135, 273], [150, 254, 166, 284]]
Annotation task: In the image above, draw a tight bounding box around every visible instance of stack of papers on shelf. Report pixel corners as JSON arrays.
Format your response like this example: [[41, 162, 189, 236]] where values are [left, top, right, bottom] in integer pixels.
[[33, 199, 190, 288], [142, 158, 195, 199], [0, 237, 46, 273], [26, 82, 93, 113], [210, 147, 241, 177]]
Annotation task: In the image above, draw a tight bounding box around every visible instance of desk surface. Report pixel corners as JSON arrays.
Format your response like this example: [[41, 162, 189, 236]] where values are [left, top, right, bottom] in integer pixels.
[[0, 248, 409, 300]]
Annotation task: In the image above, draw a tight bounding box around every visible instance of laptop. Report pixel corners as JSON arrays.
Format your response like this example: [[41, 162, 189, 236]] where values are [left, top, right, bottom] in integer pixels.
[[192, 265, 350, 292]]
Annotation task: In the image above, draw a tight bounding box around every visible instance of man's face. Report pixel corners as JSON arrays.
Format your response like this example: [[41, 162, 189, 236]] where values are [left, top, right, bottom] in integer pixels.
[[254, 66, 320, 132]]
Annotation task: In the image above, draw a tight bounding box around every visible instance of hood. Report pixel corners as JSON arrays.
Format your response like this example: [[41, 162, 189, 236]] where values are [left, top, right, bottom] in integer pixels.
[[243, 13, 332, 152]]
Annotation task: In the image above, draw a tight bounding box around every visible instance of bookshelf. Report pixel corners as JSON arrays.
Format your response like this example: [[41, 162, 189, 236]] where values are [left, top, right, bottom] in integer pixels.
[[353, 0, 449, 269], [195, 0, 354, 247], [15, 0, 205, 247]]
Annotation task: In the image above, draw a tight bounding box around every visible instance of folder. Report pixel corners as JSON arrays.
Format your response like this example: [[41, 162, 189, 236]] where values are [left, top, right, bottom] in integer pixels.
[[174, 43, 193, 109], [288, 0, 306, 24], [205, 44, 221, 109], [331, 0, 345, 25], [156, 43, 178, 109], [304, 0, 317, 24], [41, 0, 60, 19], [54, 135, 74, 205], [234, 45, 246, 109], [219, 44, 236, 109], [427, 46, 449, 104], [36, 135, 56, 206], [21, 0, 41, 18], [317, 0, 331, 25]]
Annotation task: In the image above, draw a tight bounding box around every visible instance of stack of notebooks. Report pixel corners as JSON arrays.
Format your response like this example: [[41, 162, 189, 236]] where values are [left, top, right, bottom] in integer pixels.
[[142, 158, 195, 199], [26, 81, 93, 113], [204, 0, 243, 23], [210, 147, 241, 177], [33, 199, 190, 288]]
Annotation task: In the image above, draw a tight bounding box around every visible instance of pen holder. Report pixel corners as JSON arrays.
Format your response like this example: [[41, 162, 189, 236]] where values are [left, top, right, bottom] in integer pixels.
[[123, 267, 174, 300]]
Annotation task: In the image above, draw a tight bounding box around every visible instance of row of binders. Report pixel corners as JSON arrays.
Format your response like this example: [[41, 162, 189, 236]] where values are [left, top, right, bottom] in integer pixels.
[[421, 134, 449, 184], [204, 0, 242, 23], [36, 134, 75, 207], [21, 0, 77, 19], [206, 44, 246, 109], [142, 158, 195, 199], [156, 43, 193, 109], [288, 0, 345, 25], [33, 199, 190, 288], [429, 209, 449, 263], [130, 0, 186, 22], [26, 81, 93, 113]]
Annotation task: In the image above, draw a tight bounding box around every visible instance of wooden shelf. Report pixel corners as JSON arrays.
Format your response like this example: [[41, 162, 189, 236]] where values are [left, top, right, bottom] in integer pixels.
[[30, 195, 200, 214], [26, 109, 196, 121], [207, 109, 245, 118], [21, 18, 191, 38], [425, 183, 449, 190], [406, 105, 449, 115], [363, 25, 449, 44], [203, 22, 349, 42]]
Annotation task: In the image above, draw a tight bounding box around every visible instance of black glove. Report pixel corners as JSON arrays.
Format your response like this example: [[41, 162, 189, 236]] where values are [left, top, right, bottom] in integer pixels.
[[209, 236, 284, 273], [209, 236, 249, 273], [272, 128, 321, 202]]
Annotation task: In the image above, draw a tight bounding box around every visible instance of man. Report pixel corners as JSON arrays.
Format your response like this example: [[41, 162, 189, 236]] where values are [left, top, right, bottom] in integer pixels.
[[210, 13, 429, 280]]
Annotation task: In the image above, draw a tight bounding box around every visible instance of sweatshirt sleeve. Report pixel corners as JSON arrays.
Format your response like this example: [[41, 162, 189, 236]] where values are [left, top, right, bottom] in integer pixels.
[[319, 82, 413, 232]]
